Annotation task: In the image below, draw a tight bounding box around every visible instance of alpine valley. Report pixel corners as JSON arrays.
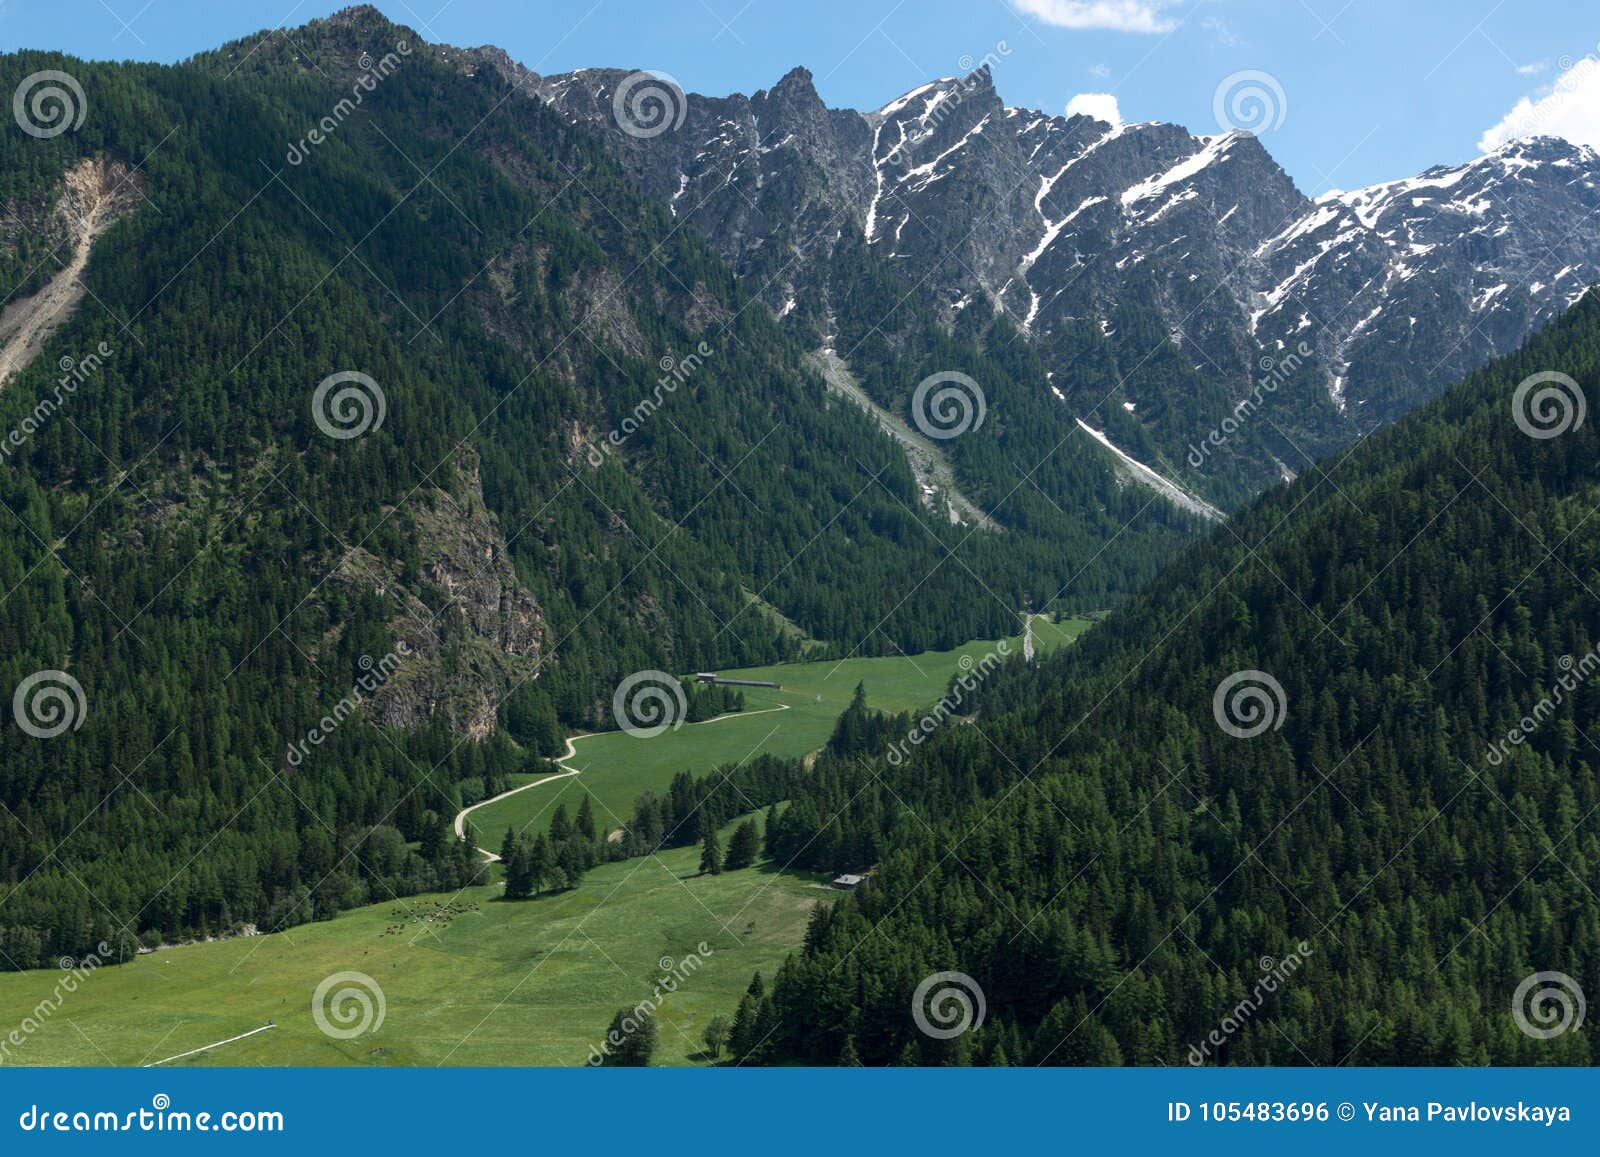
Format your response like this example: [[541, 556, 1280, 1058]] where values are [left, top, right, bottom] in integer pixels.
[[0, 4, 1596, 1073]]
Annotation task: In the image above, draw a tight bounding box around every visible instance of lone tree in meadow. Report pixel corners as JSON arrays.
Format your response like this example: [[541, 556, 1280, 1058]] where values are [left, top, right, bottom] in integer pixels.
[[702, 1014, 731, 1058]]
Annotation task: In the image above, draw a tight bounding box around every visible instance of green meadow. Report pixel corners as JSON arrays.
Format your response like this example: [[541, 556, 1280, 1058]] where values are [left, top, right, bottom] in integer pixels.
[[0, 619, 1088, 1067], [0, 815, 825, 1067], [467, 617, 1090, 847]]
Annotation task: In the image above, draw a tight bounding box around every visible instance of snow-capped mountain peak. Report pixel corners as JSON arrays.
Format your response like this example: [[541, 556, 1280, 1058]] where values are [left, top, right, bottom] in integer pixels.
[[521, 59, 1600, 502]]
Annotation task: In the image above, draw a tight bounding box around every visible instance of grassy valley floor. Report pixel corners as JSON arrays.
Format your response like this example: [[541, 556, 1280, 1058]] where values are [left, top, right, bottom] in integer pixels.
[[468, 618, 1089, 847], [0, 817, 823, 1067], [0, 619, 1088, 1067]]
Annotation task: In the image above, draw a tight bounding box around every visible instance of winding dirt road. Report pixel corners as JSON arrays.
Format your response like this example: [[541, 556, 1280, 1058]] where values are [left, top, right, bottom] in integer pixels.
[[452, 703, 792, 861]]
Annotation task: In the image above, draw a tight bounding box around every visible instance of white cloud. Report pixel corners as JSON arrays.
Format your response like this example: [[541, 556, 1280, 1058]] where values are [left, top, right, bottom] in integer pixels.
[[1089, 62, 1112, 79], [1201, 15, 1239, 47], [1065, 92, 1123, 127], [1515, 61, 1548, 76], [1478, 57, 1600, 152], [1012, 0, 1180, 35]]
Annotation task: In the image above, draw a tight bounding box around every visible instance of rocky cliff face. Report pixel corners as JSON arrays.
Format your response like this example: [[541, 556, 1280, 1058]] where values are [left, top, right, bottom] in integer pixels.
[[513, 63, 1600, 504], [337, 448, 546, 739]]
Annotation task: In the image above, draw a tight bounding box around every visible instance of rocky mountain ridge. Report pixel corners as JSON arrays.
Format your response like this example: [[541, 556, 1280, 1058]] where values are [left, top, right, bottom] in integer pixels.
[[516, 61, 1600, 503]]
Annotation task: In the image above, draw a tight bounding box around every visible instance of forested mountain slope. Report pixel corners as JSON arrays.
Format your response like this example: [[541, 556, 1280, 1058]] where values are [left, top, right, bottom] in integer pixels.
[[740, 288, 1600, 1066], [0, 10, 1195, 967]]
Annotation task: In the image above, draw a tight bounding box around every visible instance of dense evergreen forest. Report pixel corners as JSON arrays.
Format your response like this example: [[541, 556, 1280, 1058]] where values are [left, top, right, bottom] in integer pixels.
[[725, 292, 1600, 1065], [0, 10, 1198, 968], [7, 4, 1595, 1076]]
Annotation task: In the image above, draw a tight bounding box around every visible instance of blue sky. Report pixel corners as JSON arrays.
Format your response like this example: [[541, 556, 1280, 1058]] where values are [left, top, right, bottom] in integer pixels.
[[2, 0, 1597, 192]]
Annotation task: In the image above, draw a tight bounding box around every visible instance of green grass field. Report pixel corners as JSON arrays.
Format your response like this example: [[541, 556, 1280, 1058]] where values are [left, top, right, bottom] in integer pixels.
[[0, 618, 1090, 1067], [0, 814, 826, 1067], [466, 618, 1089, 848]]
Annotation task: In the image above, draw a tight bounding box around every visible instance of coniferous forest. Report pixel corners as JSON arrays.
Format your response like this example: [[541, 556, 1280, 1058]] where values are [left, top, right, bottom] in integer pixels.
[[730, 294, 1600, 1065], [0, 5, 1597, 1080], [0, 14, 1194, 968]]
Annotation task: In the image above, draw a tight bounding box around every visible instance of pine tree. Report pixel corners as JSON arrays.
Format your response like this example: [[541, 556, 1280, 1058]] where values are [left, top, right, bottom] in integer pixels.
[[503, 841, 533, 900], [699, 825, 724, 875], [529, 834, 553, 894], [764, 801, 782, 856], [729, 988, 760, 1062], [725, 818, 760, 870], [575, 794, 596, 842]]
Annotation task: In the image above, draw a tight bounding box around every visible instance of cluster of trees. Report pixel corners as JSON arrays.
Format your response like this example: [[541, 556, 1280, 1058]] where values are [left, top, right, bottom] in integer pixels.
[[499, 798, 606, 899], [713, 294, 1600, 1065], [697, 817, 762, 875], [614, 755, 798, 860], [684, 682, 746, 723]]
